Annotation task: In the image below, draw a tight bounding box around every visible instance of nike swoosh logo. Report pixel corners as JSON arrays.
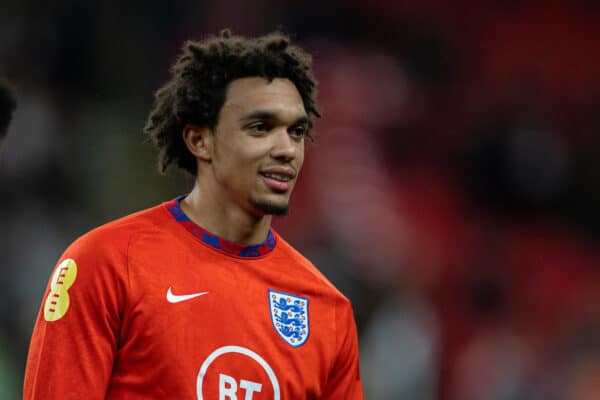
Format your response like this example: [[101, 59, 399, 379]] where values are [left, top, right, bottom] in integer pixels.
[[166, 287, 209, 303]]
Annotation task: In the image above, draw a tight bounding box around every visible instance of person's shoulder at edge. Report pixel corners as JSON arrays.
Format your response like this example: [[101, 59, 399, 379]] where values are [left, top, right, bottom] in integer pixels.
[[271, 231, 352, 304], [65, 202, 167, 256]]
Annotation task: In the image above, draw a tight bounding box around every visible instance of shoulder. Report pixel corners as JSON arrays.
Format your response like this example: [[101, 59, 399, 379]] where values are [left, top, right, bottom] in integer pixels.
[[65, 204, 166, 261], [273, 232, 352, 305]]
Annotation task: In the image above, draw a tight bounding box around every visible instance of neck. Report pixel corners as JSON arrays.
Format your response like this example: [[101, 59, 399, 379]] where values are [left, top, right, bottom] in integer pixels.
[[180, 183, 272, 245]]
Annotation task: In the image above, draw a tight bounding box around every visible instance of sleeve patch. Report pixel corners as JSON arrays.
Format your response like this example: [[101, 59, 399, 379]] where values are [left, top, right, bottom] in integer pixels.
[[44, 258, 78, 322]]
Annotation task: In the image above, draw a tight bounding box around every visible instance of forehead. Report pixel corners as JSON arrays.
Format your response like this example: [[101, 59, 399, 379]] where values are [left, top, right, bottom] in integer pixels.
[[221, 77, 306, 118]]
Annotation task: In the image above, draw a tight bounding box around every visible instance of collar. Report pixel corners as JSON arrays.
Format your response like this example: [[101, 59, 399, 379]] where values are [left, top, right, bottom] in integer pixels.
[[165, 195, 276, 258]]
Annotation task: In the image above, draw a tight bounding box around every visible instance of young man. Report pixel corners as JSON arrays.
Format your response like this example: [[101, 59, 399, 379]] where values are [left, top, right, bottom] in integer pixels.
[[0, 78, 17, 143], [24, 30, 364, 399]]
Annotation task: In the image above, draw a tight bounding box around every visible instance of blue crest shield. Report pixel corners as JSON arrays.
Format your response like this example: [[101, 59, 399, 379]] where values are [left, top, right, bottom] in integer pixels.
[[268, 290, 309, 347]]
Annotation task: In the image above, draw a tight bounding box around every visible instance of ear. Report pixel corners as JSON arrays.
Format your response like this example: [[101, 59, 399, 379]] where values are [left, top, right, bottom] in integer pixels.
[[183, 124, 213, 162]]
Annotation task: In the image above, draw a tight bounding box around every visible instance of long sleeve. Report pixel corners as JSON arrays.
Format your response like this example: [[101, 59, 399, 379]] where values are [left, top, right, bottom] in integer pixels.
[[321, 298, 364, 399], [24, 231, 129, 399]]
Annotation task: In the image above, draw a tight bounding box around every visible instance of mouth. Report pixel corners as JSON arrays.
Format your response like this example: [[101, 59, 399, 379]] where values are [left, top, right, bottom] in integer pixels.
[[261, 172, 292, 181], [259, 168, 296, 192]]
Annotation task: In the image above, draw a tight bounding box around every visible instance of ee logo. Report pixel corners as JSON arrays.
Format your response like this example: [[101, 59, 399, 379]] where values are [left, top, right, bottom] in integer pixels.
[[44, 259, 78, 322]]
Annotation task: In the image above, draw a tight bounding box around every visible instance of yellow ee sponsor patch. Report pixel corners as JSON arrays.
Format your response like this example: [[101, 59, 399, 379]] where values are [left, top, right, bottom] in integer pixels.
[[44, 258, 78, 322]]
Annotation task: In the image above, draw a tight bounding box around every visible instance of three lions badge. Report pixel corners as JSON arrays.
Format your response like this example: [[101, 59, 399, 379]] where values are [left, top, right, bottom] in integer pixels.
[[269, 290, 309, 347]]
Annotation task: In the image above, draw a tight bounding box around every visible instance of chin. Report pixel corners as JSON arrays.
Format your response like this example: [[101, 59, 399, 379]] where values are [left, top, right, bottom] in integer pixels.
[[250, 198, 289, 216]]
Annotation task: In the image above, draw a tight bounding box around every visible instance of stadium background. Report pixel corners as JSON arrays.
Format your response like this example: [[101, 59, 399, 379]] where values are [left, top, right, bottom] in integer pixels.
[[2, 1, 600, 398]]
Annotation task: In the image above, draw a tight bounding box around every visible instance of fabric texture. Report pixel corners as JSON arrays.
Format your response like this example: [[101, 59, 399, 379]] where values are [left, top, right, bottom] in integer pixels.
[[24, 199, 363, 399]]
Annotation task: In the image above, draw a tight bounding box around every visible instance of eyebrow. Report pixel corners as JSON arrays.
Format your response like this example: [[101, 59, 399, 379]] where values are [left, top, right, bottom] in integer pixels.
[[239, 110, 311, 127]]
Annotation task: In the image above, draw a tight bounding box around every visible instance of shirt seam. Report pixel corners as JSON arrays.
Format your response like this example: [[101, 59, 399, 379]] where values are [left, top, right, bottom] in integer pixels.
[[119, 230, 136, 350], [329, 298, 339, 381]]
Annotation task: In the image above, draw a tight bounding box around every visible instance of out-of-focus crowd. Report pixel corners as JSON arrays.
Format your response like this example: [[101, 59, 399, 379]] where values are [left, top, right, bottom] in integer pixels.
[[1, 1, 599, 399]]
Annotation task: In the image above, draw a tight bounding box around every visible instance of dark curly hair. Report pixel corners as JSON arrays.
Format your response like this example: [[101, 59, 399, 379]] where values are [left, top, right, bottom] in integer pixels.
[[0, 78, 17, 139], [144, 29, 320, 175]]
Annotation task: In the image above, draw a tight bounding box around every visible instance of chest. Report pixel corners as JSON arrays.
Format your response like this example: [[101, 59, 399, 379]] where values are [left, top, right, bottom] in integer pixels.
[[114, 248, 334, 399]]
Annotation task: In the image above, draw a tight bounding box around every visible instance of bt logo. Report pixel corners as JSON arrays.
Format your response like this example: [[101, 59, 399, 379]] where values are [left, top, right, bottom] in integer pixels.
[[197, 345, 280, 400], [219, 373, 262, 400]]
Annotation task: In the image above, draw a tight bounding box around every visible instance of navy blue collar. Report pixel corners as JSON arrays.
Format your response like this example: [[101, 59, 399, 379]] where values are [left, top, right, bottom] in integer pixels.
[[165, 195, 276, 258]]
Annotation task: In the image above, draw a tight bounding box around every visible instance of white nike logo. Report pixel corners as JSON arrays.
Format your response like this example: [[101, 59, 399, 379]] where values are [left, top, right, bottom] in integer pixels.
[[166, 287, 209, 303]]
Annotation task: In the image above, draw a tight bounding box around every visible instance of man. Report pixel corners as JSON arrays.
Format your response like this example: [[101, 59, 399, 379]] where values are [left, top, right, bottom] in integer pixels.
[[0, 78, 16, 143], [24, 30, 364, 399]]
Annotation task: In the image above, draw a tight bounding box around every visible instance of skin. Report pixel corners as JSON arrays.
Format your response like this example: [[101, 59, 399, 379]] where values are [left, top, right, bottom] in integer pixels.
[[181, 77, 310, 245]]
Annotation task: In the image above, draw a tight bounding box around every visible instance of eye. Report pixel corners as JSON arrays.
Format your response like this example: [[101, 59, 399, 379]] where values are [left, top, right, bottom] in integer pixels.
[[247, 122, 271, 134], [289, 125, 308, 139]]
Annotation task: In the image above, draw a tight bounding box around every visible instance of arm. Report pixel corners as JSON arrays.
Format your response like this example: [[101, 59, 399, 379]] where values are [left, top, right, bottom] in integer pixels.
[[321, 298, 364, 400], [24, 233, 128, 399]]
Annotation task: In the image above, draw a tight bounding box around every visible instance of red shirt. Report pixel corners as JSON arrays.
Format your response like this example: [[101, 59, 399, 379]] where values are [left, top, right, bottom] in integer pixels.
[[24, 199, 363, 399]]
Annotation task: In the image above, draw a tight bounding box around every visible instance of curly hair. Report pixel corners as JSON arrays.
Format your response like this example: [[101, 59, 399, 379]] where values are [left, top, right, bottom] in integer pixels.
[[0, 78, 17, 139], [144, 29, 320, 175]]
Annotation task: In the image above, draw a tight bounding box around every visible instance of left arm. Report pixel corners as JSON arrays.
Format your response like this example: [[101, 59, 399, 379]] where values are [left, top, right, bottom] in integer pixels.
[[321, 298, 364, 399]]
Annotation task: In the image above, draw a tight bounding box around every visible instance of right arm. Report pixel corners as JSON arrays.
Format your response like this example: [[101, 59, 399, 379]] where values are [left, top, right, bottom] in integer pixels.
[[24, 234, 128, 399]]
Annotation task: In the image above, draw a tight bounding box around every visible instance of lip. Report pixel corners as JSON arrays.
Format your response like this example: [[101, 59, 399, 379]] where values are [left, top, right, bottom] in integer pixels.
[[259, 166, 297, 179], [259, 166, 296, 192]]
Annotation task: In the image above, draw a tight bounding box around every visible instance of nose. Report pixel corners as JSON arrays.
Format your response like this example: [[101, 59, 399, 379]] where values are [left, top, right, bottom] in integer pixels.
[[270, 129, 297, 161]]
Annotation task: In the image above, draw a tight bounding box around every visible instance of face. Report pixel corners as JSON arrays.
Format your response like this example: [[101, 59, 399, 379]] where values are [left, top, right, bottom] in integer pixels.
[[207, 77, 310, 217]]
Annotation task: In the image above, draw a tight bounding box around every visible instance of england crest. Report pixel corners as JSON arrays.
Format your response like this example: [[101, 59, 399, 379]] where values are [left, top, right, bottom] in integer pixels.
[[268, 289, 309, 347]]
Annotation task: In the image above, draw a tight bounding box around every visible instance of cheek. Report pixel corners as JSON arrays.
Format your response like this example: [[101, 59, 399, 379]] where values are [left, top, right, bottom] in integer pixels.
[[296, 145, 306, 169]]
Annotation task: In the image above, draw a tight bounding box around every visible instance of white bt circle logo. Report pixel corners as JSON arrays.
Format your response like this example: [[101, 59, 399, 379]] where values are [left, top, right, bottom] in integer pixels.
[[196, 345, 280, 400]]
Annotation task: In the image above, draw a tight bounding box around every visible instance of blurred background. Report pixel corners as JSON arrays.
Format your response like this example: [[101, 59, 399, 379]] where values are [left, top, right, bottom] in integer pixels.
[[2, 0, 600, 398]]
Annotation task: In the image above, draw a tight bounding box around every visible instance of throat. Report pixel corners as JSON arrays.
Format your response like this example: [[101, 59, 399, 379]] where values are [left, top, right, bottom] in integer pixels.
[[180, 190, 272, 245]]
